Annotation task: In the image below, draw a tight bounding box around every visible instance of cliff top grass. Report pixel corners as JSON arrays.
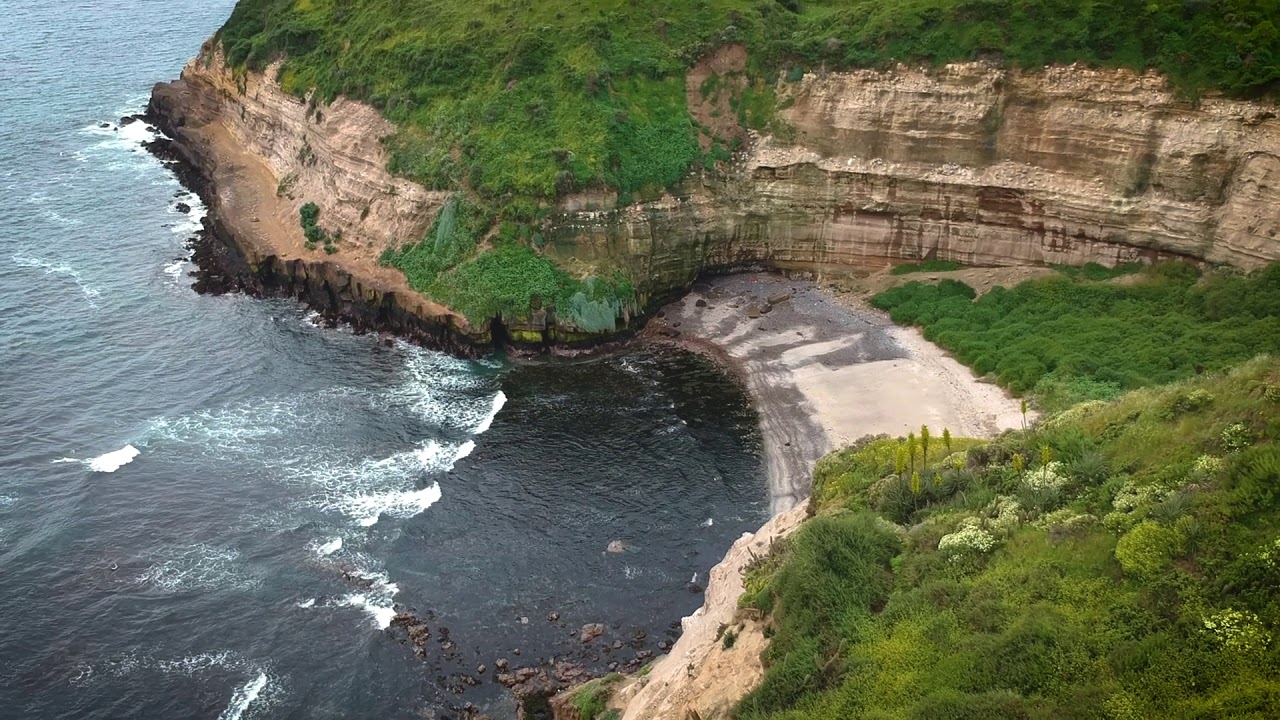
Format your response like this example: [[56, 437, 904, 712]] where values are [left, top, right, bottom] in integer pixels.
[[219, 0, 1280, 204], [870, 262, 1280, 412], [739, 357, 1280, 719]]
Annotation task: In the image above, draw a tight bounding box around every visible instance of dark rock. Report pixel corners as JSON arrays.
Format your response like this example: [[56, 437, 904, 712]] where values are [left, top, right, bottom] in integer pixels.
[[547, 611, 560, 622], [175, 202, 192, 214], [632, 630, 647, 641], [610, 640, 623, 650], [759, 303, 773, 314], [658, 640, 672, 651], [695, 298, 707, 308], [746, 305, 761, 319], [495, 658, 509, 671], [98, 122, 111, 129], [688, 583, 704, 593], [671, 321, 681, 328], [477, 665, 486, 674]]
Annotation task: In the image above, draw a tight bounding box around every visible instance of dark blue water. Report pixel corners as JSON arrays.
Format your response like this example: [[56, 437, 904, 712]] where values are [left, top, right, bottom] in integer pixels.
[[0, 3, 767, 718]]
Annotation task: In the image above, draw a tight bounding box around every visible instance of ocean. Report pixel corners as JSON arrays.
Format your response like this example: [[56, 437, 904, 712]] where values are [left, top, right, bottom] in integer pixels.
[[0, 2, 767, 717]]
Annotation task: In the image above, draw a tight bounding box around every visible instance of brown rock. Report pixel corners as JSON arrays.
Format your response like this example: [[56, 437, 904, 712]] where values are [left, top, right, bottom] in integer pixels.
[[580, 623, 605, 643], [766, 292, 791, 305]]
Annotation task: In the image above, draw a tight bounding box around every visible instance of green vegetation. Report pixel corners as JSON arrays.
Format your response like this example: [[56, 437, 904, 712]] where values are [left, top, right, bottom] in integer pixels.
[[1054, 261, 1144, 282], [571, 674, 624, 720], [739, 359, 1280, 719], [299, 201, 340, 253], [220, 0, 1280, 205], [378, 195, 635, 326], [890, 259, 963, 275], [871, 263, 1280, 411]]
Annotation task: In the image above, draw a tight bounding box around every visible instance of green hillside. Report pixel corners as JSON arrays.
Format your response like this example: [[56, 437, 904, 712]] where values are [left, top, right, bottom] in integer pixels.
[[738, 357, 1280, 719]]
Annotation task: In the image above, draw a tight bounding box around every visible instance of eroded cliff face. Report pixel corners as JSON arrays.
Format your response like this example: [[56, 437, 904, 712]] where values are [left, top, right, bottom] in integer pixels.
[[153, 45, 1277, 350], [548, 62, 1280, 298]]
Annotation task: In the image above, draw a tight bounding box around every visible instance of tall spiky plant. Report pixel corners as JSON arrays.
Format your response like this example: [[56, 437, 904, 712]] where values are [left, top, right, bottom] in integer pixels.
[[921, 425, 931, 467]]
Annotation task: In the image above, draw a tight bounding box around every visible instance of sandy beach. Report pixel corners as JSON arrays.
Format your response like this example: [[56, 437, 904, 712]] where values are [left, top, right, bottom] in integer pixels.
[[652, 273, 1027, 514]]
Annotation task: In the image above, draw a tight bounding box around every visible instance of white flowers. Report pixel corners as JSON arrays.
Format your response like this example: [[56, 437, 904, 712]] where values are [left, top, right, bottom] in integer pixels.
[[938, 518, 997, 560], [1022, 461, 1068, 490]]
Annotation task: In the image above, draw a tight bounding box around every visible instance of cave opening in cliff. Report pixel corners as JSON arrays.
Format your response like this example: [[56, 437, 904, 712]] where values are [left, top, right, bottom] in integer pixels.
[[489, 313, 511, 351]]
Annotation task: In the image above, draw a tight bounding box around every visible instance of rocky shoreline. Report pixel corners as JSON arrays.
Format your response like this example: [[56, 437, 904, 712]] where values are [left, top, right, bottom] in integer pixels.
[[138, 102, 501, 358]]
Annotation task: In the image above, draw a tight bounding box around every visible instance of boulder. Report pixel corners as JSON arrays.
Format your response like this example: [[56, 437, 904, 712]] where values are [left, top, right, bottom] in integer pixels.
[[580, 623, 605, 643], [767, 291, 791, 305]]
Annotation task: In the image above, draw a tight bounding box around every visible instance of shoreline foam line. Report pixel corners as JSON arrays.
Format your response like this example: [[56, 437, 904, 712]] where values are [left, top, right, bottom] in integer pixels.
[[472, 390, 507, 434], [218, 671, 269, 720]]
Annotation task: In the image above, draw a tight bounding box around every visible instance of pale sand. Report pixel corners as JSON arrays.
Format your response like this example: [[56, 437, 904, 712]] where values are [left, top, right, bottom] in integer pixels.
[[655, 273, 1027, 514]]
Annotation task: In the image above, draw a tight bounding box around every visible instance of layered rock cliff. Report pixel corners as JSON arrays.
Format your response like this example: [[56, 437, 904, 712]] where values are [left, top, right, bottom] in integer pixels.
[[550, 59, 1280, 295], [150, 44, 1277, 353]]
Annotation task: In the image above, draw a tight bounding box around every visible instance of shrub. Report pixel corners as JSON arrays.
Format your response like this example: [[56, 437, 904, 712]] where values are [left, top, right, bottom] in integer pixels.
[[1115, 521, 1182, 579]]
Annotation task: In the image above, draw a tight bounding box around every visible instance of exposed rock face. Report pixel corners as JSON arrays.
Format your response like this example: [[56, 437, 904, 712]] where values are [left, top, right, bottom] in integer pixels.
[[548, 63, 1280, 292], [151, 45, 1277, 353]]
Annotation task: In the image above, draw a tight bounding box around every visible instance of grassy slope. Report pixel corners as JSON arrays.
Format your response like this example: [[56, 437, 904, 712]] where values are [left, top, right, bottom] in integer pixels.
[[738, 357, 1280, 719], [870, 263, 1280, 412], [221, 0, 1279, 327]]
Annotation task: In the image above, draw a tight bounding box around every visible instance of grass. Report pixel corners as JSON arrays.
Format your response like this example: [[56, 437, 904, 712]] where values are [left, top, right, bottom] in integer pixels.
[[570, 674, 624, 720], [890, 259, 964, 275], [738, 357, 1280, 719], [870, 262, 1280, 411], [378, 195, 635, 328]]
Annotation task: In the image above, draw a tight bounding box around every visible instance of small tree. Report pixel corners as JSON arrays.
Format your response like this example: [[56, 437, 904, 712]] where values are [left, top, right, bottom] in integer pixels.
[[1040, 444, 1052, 469], [942, 428, 952, 455], [911, 470, 922, 496], [1021, 399, 1029, 430], [894, 444, 908, 477], [1012, 453, 1025, 474]]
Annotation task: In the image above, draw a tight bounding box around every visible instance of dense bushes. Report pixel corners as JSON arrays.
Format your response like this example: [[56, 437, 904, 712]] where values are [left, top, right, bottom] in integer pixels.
[[378, 195, 635, 327], [740, 358, 1280, 719], [871, 263, 1280, 410]]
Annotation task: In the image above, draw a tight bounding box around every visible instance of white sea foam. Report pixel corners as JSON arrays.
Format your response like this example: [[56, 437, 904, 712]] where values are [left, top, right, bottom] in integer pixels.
[[316, 537, 342, 556], [0, 496, 15, 508], [218, 671, 269, 720], [11, 255, 102, 308], [163, 259, 189, 279], [139, 544, 260, 592], [331, 482, 442, 527], [87, 444, 139, 473], [340, 591, 398, 630], [472, 391, 507, 434], [301, 310, 322, 327], [702, 517, 714, 527], [296, 598, 316, 609]]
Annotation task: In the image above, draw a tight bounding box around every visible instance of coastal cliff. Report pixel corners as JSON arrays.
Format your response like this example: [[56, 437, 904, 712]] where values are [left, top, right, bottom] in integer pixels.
[[149, 45, 1278, 355]]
